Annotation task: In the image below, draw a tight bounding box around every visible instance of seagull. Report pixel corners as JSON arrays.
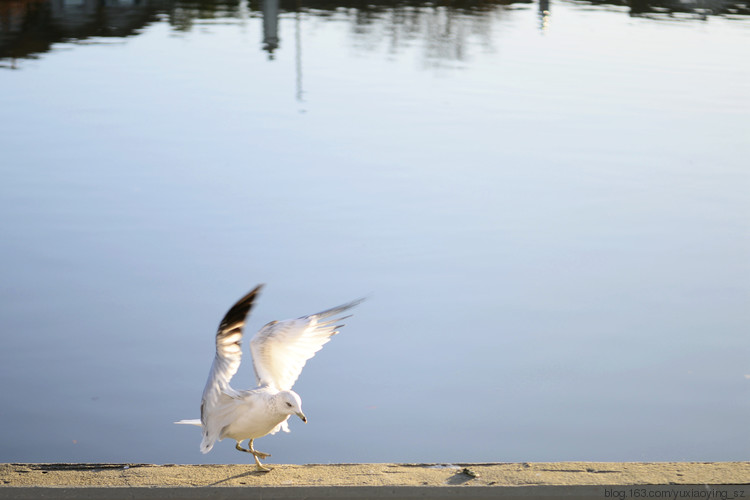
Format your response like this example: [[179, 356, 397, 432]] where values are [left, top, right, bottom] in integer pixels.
[[175, 284, 362, 471]]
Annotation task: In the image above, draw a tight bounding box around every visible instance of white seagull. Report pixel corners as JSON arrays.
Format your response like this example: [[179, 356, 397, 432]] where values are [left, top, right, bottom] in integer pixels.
[[175, 284, 362, 471]]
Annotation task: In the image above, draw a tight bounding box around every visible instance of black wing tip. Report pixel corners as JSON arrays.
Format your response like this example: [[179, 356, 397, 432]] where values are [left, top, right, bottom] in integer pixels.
[[236, 284, 265, 307], [243, 284, 265, 301], [218, 284, 265, 332]]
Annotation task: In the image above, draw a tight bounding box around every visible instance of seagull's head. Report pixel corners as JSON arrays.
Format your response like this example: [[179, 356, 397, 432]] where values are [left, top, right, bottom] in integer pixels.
[[277, 390, 306, 423]]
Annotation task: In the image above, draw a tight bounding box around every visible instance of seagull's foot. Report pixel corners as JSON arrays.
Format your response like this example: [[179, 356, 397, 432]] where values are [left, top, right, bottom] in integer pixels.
[[254, 463, 272, 473], [252, 453, 272, 472]]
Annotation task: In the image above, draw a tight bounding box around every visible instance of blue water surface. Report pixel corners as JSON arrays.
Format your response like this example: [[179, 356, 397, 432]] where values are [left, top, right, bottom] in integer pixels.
[[0, 0, 748, 464]]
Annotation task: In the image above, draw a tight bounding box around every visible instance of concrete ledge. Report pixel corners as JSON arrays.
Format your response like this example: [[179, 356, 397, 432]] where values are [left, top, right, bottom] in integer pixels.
[[2, 463, 748, 499]]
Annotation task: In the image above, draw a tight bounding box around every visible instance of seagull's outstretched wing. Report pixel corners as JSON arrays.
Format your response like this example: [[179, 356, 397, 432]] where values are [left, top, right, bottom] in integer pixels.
[[250, 298, 363, 391], [201, 285, 263, 417]]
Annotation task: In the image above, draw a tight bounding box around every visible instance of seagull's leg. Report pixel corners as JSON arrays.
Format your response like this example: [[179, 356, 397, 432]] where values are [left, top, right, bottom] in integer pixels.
[[248, 439, 271, 459], [235, 440, 272, 472]]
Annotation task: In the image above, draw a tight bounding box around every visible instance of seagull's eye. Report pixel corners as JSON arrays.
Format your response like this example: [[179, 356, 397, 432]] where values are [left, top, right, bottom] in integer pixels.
[[286, 402, 293, 408]]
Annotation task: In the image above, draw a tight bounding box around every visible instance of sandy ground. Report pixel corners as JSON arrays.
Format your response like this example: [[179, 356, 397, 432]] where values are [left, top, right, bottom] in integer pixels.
[[2, 462, 749, 487]]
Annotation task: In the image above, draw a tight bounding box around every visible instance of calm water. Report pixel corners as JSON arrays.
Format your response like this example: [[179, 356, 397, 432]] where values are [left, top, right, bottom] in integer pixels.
[[0, 0, 748, 465]]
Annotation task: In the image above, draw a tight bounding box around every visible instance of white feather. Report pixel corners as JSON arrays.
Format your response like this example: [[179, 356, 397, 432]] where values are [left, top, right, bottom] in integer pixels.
[[250, 299, 362, 391]]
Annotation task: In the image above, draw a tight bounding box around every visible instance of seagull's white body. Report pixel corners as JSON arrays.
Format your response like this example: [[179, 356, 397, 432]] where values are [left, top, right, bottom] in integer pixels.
[[175, 285, 361, 470], [183, 388, 289, 448]]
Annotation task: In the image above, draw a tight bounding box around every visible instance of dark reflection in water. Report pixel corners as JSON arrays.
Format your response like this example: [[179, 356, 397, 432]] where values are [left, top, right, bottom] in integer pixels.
[[0, 0, 165, 62], [0, 0, 748, 64]]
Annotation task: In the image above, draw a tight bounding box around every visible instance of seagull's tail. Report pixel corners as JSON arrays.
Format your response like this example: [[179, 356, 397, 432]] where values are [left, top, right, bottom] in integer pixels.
[[174, 419, 215, 453], [174, 419, 202, 426]]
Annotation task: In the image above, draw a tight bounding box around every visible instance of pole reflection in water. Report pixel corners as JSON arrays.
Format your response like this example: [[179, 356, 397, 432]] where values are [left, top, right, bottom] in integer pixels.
[[259, 0, 304, 104], [295, 9, 303, 104], [262, 0, 279, 58], [538, 0, 550, 31]]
